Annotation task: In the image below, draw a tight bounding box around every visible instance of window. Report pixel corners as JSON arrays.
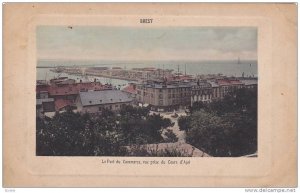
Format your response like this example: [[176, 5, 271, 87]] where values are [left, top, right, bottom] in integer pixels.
[[159, 94, 163, 99], [99, 107, 102, 111], [109, 105, 112, 110], [159, 100, 163, 105]]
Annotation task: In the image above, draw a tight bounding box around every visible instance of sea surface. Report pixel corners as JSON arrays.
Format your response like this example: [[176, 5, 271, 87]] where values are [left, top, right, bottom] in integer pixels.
[[37, 60, 258, 87]]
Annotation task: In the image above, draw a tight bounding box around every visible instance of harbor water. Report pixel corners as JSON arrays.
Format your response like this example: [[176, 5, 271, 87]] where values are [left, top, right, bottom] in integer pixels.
[[37, 60, 258, 87]]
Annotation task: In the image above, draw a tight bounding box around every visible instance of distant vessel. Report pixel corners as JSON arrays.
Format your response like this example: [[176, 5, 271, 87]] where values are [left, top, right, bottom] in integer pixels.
[[237, 57, 241, 64]]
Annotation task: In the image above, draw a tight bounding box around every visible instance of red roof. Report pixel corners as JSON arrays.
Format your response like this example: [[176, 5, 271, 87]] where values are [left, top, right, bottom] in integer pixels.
[[55, 99, 74, 111], [45, 82, 111, 96], [48, 85, 78, 96], [178, 75, 194, 80], [122, 84, 137, 94], [217, 79, 243, 86], [37, 81, 113, 111], [36, 85, 50, 93], [230, 80, 243, 85], [217, 80, 231, 86]]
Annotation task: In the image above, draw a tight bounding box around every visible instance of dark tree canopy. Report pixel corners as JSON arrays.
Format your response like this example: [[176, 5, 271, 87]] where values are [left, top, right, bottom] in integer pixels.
[[182, 88, 257, 157], [36, 106, 173, 156], [164, 129, 178, 143]]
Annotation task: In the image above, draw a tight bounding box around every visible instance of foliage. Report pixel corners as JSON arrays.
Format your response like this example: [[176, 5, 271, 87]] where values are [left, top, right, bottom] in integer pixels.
[[36, 106, 173, 156], [178, 115, 191, 132], [163, 129, 178, 143], [119, 109, 173, 145], [185, 88, 257, 157], [36, 108, 126, 156], [188, 101, 208, 113]]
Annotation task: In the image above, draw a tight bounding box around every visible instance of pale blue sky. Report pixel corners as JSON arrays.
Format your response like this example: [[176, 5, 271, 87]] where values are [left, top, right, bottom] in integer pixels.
[[37, 26, 257, 61]]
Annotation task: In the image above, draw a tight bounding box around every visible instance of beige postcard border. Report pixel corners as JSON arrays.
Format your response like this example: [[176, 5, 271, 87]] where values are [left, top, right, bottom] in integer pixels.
[[3, 3, 297, 187]]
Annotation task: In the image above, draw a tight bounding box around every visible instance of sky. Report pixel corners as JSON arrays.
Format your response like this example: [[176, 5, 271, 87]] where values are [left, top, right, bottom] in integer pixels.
[[37, 26, 257, 61]]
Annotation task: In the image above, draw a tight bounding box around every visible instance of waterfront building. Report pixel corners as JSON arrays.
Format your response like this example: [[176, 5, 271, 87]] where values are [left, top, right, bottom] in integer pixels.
[[49, 77, 76, 85], [240, 78, 258, 89], [190, 80, 213, 106], [216, 79, 244, 98], [36, 91, 55, 116], [137, 77, 258, 111], [83, 67, 174, 82], [207, 80, 222, 99], [207, 78, 244, 99], [60, 67, 84, 75], [76, 90, 133, 114], [196, 73, 226, 80], [122, 83, 137, 102], [84, 67, 109, 76], [131, 68, 173, 80], [36, 79, 113, 111], [136, 80, 191, 111]]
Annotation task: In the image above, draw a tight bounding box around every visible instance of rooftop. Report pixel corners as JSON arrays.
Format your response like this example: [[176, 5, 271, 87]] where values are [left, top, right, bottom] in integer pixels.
[[207, 80, 219, 88], [216, 79, 243, 86], [122, 84, 137, 94], [240, 79, 258, 86], [142, 83, 192, 89], [46, 82, 111, 96], [79, 90, 133, 106], [55, 99, 74, 111], [36, 98, 54, 105]]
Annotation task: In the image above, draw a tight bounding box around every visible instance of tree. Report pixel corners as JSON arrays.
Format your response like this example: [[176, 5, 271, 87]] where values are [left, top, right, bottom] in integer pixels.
[[164, 129, 178, 143], [178, 115, 191, 131], [189, 101, 208, 113], [143, 114, 173, 143], [36, 109, 126, 156], [118, 107, 173, 145], [36, 105, 174, 156], [185, 88, 257, 157]]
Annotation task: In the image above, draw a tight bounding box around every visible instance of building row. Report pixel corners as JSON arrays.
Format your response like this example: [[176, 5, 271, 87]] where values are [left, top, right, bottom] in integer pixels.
[[136, 77, 257, 111], [60, 66, 174, 82], [36, 78, 133, 117], [36, 76, 257, 116]]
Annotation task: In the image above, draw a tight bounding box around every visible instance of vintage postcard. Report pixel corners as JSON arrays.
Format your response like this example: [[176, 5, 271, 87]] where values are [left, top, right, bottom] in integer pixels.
[[3, 3, 297, 187], [36, 26, 257, 158]]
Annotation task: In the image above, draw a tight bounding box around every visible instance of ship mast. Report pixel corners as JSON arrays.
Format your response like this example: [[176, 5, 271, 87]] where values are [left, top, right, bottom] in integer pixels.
[[163, 64, 165, 79]]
